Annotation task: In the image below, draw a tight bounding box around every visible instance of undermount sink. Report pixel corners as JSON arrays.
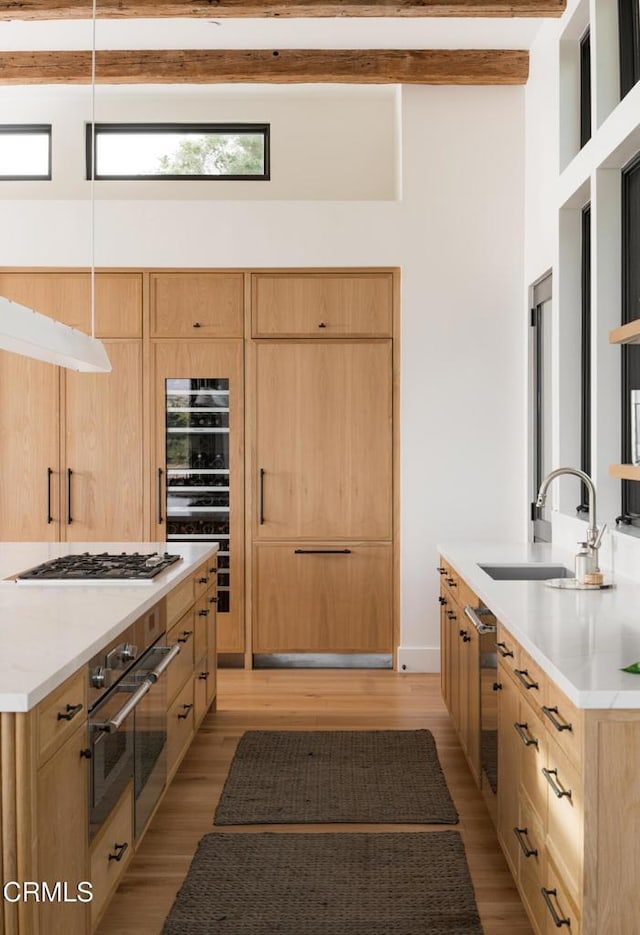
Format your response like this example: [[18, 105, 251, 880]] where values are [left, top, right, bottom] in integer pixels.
[[478, 563, 573, 581]]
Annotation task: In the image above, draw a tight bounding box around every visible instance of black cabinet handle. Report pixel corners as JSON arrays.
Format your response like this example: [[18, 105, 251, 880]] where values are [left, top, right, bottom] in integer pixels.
[[513, 827, 538, 858], [192, 321, 201, 328], [446, 610, 456, 619], [259, 467, 265, 525], [294, 549, 352, 555], [542, 767, 572, 799], [446, 578, 457, 587], [541, 888, 571, 927], [514, 722, 539, 748], [436, 567, 447, 575], [177, 630, 193, 643], [208, 565, 216, 574], [198, 576, 208, 584], [108, 842, 129, 863], [318, 321, 327, 328], [80, 748, 92, 759], [198, 609, 210, 617], [157, 467, 164, 524], [459, 629, 471, 643], [209, 596, 218, 604], [57, 702, 83, 722], [198, 671, 209, 680], [492, 682, 503, 691], [66, 468, 73, 524], [496, 641, 514, 659], [542, 705, 573, 732], [515, 668, 539, 691], [178, 704, 193, 719], [438, 596, 446, 606], [46, 467, 53, 524]]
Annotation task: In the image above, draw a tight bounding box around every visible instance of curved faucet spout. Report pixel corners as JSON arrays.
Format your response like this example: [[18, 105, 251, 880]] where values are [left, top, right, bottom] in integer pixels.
[[535, 467, 598, 547]]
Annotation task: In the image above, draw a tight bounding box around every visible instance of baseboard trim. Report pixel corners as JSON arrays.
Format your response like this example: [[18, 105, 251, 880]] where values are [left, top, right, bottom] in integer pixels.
[[396, 646, 440, 673]]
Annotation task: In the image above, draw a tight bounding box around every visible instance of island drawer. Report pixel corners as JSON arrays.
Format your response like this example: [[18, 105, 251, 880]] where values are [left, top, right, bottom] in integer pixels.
[[542, 679, 583, 771], [36, 668, 87, 766], [167, 679, 195, 776], [90, 784, 134, 928], [496, 623, 520, 674], [166, 608, 196, 703]]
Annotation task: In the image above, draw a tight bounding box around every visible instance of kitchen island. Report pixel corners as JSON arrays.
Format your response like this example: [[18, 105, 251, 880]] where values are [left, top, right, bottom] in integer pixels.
[[0, 541, 218, 935], [438, 542, 640, 935]]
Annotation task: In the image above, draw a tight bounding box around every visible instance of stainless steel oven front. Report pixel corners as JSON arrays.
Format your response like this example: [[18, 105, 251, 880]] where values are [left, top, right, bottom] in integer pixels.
[[88, 608, 181, 841]]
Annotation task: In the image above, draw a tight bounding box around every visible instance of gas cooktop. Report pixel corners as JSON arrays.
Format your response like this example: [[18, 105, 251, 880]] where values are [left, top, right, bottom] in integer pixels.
[[15, 551, 182, 584]]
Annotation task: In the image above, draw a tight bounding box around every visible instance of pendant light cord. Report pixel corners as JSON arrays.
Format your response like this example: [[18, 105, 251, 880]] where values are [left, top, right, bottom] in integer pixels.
[[90, 0, 97, 339]]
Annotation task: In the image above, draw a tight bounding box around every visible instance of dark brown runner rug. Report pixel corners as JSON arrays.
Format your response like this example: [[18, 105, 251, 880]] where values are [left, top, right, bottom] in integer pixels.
[[162, 832, 483, 935], [214, 729, 458, 825]]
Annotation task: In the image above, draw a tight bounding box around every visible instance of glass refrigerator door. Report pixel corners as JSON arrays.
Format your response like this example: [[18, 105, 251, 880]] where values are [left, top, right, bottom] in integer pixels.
[[165, 378, 230, 613]]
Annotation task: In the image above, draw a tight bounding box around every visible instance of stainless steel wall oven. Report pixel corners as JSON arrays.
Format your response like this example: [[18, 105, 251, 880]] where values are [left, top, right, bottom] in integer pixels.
[[87, 600, 181, 840]]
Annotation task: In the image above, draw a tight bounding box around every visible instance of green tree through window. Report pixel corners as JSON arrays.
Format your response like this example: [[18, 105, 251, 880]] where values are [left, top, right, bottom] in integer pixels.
[[157, 133, 265, 176]]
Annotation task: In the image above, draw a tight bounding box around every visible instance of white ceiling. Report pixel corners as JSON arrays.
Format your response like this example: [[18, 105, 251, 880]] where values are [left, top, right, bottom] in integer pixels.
[[0, 17, 543, 51]]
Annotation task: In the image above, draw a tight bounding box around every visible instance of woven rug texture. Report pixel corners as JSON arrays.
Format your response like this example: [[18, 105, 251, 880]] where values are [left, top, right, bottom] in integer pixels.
[[162, 831, 483, 935], [214, 729, 458, 825]]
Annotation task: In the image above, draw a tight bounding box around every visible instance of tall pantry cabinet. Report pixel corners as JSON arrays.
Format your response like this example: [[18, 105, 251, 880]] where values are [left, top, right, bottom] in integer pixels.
[[0, 272, 144, 541], [249, 272, 396, 659], [0, 266, 398, 664]]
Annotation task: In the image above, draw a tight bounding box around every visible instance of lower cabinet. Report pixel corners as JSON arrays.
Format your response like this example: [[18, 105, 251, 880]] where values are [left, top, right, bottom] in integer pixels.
[[167, 678, 195, 777], [89, 785, 134, 929], [254, 543, 392, 654]]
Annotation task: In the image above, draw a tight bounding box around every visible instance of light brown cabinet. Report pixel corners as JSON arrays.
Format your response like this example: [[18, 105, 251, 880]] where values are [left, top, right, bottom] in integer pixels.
[[251, 271, 393, 338], [89, 785, 134, 929], [253, 341, 392, 541], [254, 543, 392, 653], [150, 272, 244, 338], [0, 272, 144, 542]]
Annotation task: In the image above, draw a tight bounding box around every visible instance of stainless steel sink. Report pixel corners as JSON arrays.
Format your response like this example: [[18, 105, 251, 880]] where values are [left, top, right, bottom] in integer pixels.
[[478, 563, 573, 581]]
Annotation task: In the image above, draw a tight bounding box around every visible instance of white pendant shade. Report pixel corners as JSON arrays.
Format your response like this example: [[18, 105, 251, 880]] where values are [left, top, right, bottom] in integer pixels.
[[0, 295, 112, 373]]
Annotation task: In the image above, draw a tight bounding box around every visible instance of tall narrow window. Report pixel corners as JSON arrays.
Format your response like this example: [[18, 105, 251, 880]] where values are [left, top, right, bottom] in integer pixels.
[[621, 154, 640, 523], [579, 203, 591, 512], [531, 273, 553, 542], [0, 125, 51, 180], [619, 0, 640, 99], [580, 28, 591, 148], [86, 123, 269, 180]]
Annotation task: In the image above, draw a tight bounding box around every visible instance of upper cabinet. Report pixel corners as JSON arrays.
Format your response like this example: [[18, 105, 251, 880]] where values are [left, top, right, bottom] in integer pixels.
[[251, 272, 393, 338], [0, 271, 142, 338], [150, 272, 244, 338]]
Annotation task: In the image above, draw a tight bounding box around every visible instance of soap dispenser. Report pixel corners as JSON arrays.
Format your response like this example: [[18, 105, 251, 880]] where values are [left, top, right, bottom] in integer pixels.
[[575, 542, 590, 583]]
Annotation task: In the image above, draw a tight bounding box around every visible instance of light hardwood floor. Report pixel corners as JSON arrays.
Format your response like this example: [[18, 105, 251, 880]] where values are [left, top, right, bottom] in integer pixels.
[[97, 669, 533, 935]]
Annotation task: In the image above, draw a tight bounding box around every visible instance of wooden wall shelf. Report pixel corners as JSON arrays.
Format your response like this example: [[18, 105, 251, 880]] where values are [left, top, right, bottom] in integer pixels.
[[609, 464, 640, 480], [609, 320, 640, 345]]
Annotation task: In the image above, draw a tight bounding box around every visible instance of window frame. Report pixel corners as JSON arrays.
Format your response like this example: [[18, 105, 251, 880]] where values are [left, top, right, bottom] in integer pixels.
[[85, 122, 271, 181], [579, 27, 591, 149], [0, 124, 52, 181], [579, 202, 591, 511], [620, 152, 640, 523], [619, 0, 640, 100]]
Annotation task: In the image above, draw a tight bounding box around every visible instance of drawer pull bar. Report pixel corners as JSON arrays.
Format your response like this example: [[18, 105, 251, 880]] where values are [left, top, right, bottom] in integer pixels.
[[198, 576, 209, 584], [515, 668, 539, 691], [57, 702, 83, 722], [459, 629, 471, 643], [464, 605, 497, 635], [294, 549, 352, 554], [446, 577, 457, 587], [258, 467, 265, 525], [177, 630, 193, 643], [198, 609, 210, 617], [541, 887, 571, 927], [66, 468, 73, 524], [514, 722, 539, 747], [177, 703, 193, 720], [157, 467, 164, 524], [199, 671, 209, 680], [436, 566, 447, 575], [446, 610, 456, 619], [438, 596, 446, 606], [496, 641, 514, 659], [108, 842, 129, 863], [542, 767, 572, 799], [513, 827, 538, 858], [543, 705, 573, 732], [147, 643, 181, 683]]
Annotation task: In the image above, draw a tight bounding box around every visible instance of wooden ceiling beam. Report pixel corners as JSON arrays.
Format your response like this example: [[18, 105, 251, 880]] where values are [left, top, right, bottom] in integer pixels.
[[0, 0, 565, 20], [0, 49, 529, 84]]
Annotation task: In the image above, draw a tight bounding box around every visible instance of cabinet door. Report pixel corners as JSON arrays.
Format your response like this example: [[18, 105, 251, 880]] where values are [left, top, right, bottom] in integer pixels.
[[0, 271, 142, 337], [254, 543, 392, 653], [251, 272, 393, 337], [254, 341, 392, 540], [37, 723, 89, 935], [0, 351, 60, 541], [462, 623, 481, 784], [63, 341, 144, 541], [152, 340, 244, 654], [497, 668, 521, 877], [150, 272, 244, 338]]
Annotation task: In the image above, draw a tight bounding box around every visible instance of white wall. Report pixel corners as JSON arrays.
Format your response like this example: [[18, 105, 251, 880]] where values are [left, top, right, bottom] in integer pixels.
[[0, 82, 526, 669]]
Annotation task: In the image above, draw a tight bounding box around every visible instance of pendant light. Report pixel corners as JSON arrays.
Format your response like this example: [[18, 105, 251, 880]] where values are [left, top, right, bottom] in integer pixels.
[[0, 0, 111, 374]]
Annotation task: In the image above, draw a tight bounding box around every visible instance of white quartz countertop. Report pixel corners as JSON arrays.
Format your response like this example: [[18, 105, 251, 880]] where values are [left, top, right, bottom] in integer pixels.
[[438, 541, 640, 709], [0, 541, 217, 713]]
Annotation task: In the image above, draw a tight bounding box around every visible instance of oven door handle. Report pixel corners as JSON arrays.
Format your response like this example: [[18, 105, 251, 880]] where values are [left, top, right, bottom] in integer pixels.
[[93, 679, 152, 733], [146, 643, 182, 683], [464, 605, 497, 635]]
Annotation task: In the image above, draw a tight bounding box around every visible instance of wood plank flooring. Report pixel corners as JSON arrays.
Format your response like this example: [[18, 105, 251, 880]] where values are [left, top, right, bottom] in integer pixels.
[[97, 669, 532, 935]]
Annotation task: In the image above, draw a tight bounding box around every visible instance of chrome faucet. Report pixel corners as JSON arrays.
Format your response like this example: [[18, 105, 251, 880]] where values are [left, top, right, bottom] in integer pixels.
[[535, 467, 606, 575]]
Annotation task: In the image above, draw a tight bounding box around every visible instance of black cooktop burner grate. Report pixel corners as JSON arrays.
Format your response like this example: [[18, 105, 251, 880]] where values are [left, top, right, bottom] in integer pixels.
[[17, 551, 182, 581]]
